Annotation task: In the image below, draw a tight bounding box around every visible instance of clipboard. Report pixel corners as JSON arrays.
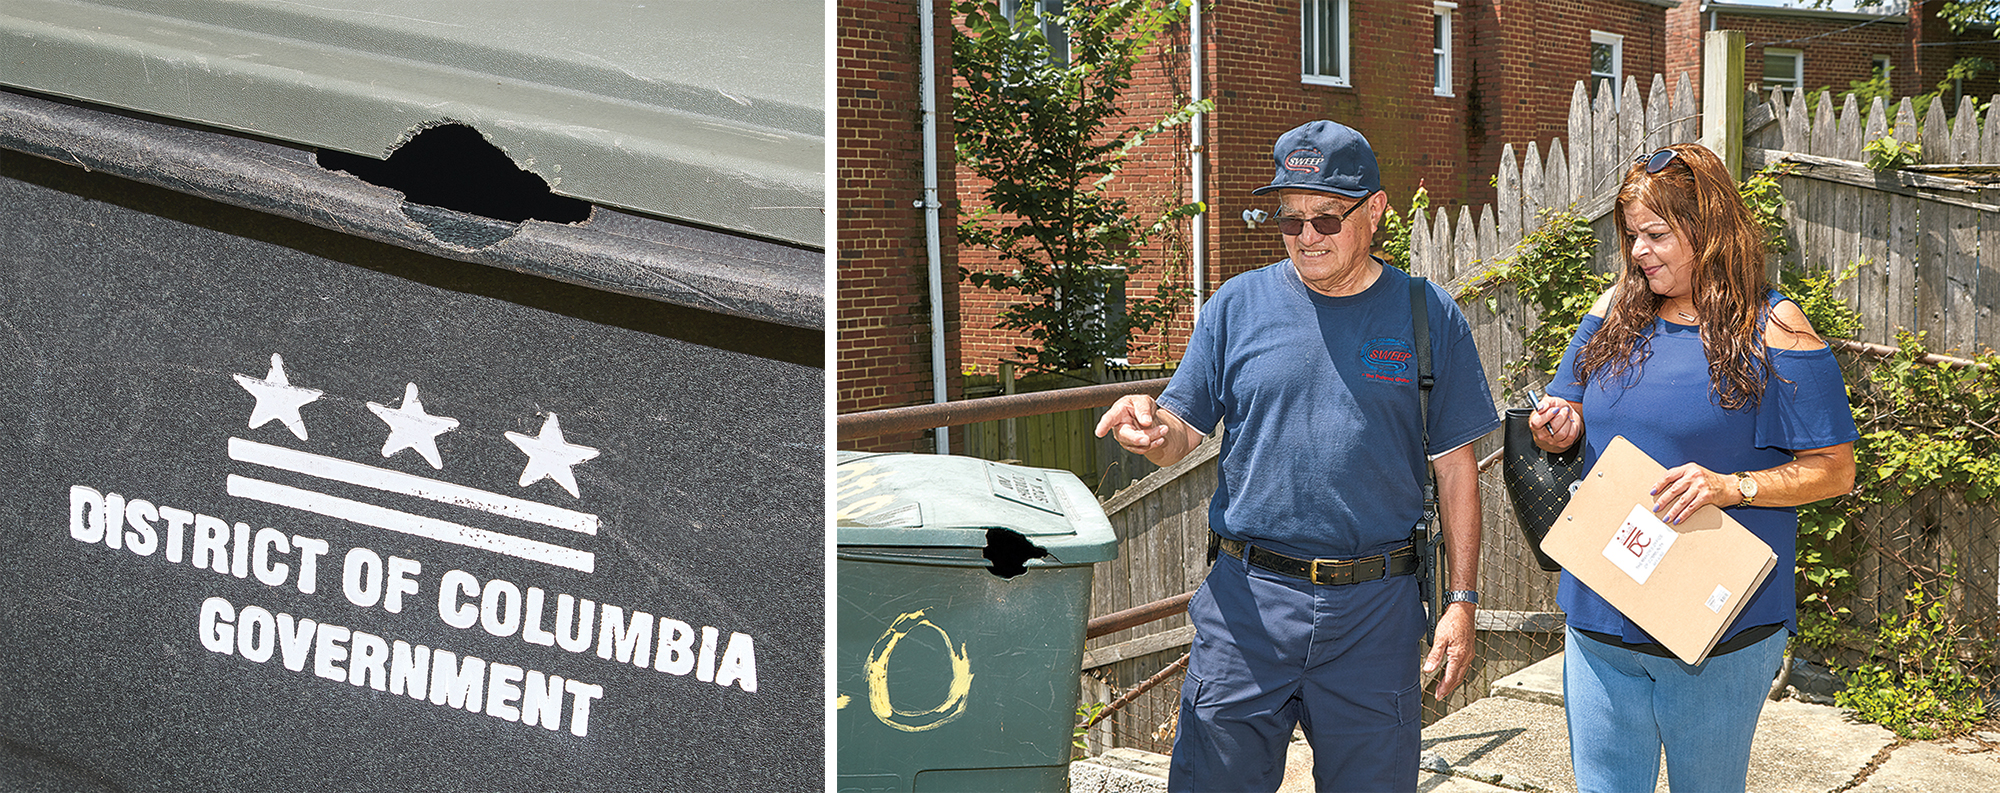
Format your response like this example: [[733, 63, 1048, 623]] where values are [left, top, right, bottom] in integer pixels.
[[1541, 435, 1777, 665]]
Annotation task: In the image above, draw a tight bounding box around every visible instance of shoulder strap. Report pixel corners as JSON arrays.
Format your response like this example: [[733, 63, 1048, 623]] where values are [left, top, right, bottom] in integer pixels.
[[1410, 277, 1433, 441], [1410, 276, 1442, 644]]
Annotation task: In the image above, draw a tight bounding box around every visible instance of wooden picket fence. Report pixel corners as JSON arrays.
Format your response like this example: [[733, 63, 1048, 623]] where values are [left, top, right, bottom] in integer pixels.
[[1408, 73, 1699, 287], [1751, 88, 2000, 657]]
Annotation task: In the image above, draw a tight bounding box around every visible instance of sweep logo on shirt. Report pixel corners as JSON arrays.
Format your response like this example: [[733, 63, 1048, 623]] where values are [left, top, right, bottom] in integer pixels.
[[1361, 337, 1414, 383]]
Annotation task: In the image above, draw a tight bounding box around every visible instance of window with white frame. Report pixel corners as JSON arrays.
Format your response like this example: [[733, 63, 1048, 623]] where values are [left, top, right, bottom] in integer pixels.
[[1763, 48, 1803, 97], [1001, 0, 1068, 62], [1302, 0, 1349, 87], [1434, 2, 1456, 96], [1590, 31, 1623, 108], [1872, 54, 1894, 81]]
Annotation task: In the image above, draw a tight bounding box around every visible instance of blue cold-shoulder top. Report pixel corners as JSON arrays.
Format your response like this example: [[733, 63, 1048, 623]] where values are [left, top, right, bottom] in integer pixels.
[[1545, 290, 1861, 648]]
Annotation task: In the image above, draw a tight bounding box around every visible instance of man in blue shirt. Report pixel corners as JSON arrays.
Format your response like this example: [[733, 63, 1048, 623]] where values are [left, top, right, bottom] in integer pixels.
[[1096, 120, 1499, 792]]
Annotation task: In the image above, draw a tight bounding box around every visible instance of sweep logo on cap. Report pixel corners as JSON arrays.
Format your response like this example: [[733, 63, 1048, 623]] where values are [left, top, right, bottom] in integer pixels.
[[1283, 148, 1325, 173]]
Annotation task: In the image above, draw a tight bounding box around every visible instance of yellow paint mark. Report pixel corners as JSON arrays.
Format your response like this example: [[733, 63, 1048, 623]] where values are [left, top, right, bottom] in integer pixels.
[[835, 461, 876, 482], [835, 495, 895, 521], [835, 695, 850, 709], [836, 472, 887, 500], [863, 609, 974, 732]]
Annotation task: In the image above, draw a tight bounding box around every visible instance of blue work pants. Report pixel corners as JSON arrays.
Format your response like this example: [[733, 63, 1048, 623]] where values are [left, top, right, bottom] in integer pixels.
[[1168, 551, 1423, 793]]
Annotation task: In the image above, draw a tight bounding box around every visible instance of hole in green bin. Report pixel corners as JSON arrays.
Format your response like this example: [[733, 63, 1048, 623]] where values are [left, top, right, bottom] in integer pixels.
[[984, 528, 1051, 579], [317, 123, 590, 224]]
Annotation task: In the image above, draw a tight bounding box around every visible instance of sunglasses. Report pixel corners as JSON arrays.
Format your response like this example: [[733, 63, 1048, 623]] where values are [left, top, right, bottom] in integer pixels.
[[1636, 149, 1683, 173], [1276, 190, 1377, 236]]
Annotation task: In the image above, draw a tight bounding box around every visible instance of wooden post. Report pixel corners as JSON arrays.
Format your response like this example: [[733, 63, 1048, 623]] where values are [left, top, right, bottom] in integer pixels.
[[1000, 361, 1017, 461], [1701, 30, 1746, 182]]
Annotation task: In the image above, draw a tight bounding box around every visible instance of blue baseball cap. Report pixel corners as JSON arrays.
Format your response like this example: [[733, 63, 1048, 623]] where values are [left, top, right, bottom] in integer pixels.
[[1253, 120, 1381, 197]]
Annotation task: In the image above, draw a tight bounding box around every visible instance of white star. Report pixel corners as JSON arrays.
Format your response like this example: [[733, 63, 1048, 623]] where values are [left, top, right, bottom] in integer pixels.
[[505, 412, 600, 498], [368, 383, 460, 469], [233, 353, 323, 440]]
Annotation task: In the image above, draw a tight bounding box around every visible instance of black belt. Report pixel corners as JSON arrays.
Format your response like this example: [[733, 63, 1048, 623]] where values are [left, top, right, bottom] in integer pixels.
[[1216, 535, 1419, 586]]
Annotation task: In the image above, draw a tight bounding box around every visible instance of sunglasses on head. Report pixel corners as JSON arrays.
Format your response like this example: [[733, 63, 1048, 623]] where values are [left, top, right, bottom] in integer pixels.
[[1636, 149, 1683, 173], [1276, 190, 1377, 236]]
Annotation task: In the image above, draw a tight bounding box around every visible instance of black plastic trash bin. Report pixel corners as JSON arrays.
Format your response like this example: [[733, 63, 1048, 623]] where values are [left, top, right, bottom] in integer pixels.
[[836, 452, 1121, 793], [0, 2, 823, 791]]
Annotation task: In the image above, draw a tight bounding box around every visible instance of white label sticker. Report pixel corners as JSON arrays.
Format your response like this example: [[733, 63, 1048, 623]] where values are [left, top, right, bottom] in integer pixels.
[[1602, 504, 1678, 585], [1706, 584, 1732, 614]]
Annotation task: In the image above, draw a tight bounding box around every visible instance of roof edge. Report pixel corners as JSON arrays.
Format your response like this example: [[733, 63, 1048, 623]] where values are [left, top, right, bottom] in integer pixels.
[[1701, 2, 1909, 25]]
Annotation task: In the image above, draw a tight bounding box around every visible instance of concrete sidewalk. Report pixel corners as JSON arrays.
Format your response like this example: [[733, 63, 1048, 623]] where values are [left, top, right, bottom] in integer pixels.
[[1072, 652, 2000, 792]]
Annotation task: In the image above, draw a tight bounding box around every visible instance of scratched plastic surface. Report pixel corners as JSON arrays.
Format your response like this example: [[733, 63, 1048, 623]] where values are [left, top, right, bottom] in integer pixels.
[[0, 0, 823, 245], [834, 451, 1120, 565]]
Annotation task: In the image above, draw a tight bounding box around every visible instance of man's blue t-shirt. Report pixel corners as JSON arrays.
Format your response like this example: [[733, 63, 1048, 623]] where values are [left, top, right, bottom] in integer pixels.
[[1546, 293, 1861, 644], [1157, 260, 1500, 560]]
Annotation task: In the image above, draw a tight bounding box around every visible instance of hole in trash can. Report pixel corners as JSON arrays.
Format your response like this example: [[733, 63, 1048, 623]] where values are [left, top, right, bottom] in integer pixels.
[[317, 123, 592, 224], [983, 528, 1051, 579]]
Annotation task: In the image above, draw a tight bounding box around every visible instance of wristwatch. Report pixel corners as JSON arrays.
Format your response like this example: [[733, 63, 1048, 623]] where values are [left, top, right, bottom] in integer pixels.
[[1734, 471, 1759, 506], [1443, 590, 1479, 606]]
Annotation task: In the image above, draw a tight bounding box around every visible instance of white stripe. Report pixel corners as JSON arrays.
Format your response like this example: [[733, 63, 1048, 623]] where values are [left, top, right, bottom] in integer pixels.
[[227, 475, 595, 573], [229, 437, 598, 535]]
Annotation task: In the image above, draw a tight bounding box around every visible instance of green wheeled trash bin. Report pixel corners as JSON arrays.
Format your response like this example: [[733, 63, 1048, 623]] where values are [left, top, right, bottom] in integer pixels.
[[835, 451, 1121, 793], [1, 2, 821, 791]]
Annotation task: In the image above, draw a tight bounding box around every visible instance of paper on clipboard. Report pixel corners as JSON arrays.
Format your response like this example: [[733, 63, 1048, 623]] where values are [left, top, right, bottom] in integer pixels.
[[1541, 436, 1778, 665]]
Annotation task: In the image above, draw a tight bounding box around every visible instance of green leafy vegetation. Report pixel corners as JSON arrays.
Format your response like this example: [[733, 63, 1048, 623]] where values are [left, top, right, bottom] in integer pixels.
[[1831, 577, 1994, 740], [1073, 701, 1107, 756], [1739, 169, 1795, 257], [1376, 186, 1432, 273], [1752, 162, 1996, 737], [953, 0, 1211, 373], [1779, 264, 1861, 343], [1863, 134, 1923, 171], [1458, 209, 1609, 399]]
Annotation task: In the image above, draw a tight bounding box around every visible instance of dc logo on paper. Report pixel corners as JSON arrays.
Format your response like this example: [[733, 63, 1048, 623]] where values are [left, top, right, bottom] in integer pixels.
[[230, 353, 602, 573], [1361, 337, 1413, 382]]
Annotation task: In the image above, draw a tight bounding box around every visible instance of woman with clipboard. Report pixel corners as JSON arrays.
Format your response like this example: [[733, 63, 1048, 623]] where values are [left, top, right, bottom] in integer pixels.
[[1526, 143, 1858, 793]]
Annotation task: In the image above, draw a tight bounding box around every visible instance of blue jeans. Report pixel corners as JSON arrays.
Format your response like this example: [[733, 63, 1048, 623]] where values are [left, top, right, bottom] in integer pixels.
[[1563, 625, 1787, 793], [1168, 551, 1423, 793]]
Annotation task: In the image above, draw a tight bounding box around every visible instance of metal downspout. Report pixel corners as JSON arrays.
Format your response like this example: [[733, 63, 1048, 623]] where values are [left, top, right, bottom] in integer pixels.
[[921, 0, 950, 454], [1190, 1, 1206, 323]]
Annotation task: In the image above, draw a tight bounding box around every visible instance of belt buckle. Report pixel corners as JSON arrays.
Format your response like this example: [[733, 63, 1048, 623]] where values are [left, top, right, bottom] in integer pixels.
[[1310, 557, 1353, 586]]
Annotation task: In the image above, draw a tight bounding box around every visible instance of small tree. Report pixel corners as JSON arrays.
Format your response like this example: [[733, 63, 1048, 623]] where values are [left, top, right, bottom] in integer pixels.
[[953, 0, 1210, 373]]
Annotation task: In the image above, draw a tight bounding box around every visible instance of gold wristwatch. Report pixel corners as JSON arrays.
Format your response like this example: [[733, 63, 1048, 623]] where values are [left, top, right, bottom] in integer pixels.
[[1734, 471, 1759, 506]]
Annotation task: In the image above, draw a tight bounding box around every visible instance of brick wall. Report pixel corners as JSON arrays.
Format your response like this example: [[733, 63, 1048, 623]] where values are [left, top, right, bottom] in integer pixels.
[[1468, 0, 1669, 201], [1716, 11, 1907, 104], [1665, 4, 2000, 115], [1906, 3, 2000, 106], [836, 0, 961, 452]]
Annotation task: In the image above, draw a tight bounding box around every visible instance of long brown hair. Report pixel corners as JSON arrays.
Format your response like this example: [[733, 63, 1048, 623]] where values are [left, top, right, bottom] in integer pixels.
[[1575, 142, 1783, 410]]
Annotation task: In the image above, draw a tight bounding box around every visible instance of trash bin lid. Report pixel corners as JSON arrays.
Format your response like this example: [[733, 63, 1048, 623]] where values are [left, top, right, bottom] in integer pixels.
[[0, 0, 822, 247], [835, 452, 1119, 565]]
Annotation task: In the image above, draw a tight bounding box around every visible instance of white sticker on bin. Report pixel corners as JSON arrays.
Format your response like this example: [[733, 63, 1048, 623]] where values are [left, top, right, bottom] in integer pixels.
[[1602, 504, 1678, 585], [1706, 584, 1732, 614]]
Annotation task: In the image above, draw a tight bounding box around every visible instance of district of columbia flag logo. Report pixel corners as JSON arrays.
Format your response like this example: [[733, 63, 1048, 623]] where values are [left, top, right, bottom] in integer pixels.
[[228, 353, 603, 573]]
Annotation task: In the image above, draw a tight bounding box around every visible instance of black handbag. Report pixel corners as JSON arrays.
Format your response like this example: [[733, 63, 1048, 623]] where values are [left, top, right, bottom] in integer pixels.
[[1501, 406, 1582, 572]]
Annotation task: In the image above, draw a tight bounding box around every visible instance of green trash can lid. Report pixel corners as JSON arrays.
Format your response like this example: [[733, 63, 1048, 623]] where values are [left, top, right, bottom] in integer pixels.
[[0, 0, 822, 247], [836, 452, 1119, 566]]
